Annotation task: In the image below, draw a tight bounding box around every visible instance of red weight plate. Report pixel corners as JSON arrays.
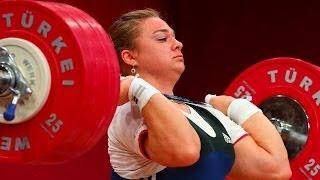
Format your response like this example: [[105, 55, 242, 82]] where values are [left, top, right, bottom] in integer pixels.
[[46, 2, 119, 161], [61, 3, 119, 77], [225, 57, 320, 179], [35, 2, 105, 163], [0, 1, 119, 164], [35, 1, 119, 163], [67, 4, 121, 173], [57, 4, 119, 173], [39, 3, 104, 162], [60, 5, 119, 149]]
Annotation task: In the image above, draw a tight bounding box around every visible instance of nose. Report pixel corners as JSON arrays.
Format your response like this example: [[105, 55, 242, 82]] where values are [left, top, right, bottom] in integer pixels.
[[173, 38, 183, 51]]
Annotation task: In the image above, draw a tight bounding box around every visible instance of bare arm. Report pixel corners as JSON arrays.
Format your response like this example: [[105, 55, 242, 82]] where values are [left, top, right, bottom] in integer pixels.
[[208, 95, 292, 179], [119, 76, 200, 167], [142, 94, 200, 166]]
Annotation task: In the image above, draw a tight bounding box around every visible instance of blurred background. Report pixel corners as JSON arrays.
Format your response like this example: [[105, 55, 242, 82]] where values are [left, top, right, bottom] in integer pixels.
[[1, 0, 320, 179]]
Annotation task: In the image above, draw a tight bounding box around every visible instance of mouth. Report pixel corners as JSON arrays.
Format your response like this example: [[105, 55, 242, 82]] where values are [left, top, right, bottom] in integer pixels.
[[173, 54, 184, 60]]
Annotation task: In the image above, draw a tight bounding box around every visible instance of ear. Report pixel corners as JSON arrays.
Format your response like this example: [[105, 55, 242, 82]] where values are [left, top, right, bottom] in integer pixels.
[[121, 49, 138, 66]]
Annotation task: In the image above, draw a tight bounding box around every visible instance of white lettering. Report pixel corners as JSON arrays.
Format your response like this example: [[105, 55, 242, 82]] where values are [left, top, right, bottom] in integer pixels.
[[300, 76, 313, 92], [51, 36, 67, 54], [2, 13, 13, 27], [37, 20, 51, 38], [312, 90, 320, 106], [234, 86, 245, 98], [0, 136, 31, 151], [15, 137, 31, 151], [62, 80, 74, 86], [0, 136, 11, 151], [60, 58, 74, 73], [303, 158, 320, 177], [21, 11, 34, 28], [285, 68, 297, 83], [234, 85, 252, 101], [45, 114, 63, 134], [42, 114, 64, 137], [267, 69, 278, 83]]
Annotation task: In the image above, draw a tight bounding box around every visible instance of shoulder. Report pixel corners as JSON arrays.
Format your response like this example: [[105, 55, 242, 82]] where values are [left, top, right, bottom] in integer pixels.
[[108, 102, 146, 149], [108, 103, 165, 179], [110, 102, 142, 126]]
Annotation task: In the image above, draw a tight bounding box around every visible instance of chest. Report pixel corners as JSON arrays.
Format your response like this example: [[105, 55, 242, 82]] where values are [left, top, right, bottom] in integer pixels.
[[185, 104, 235, 157]]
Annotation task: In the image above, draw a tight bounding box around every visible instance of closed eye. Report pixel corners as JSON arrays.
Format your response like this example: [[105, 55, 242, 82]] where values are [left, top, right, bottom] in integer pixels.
[[157, 37, 167, 42]]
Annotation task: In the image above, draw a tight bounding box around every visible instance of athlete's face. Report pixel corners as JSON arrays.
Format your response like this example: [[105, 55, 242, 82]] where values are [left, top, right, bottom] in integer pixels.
[[133, 17, 185, 78]]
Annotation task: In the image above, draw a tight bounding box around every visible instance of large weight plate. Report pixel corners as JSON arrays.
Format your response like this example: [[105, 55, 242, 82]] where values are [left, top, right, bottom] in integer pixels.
[[44, 3, 105, 157], [0, 1, 119, 164], [57, 3, 119, 151], [47, 2, 119, 158], [56, 4, 119, 174], [225, 57, 320, 179]]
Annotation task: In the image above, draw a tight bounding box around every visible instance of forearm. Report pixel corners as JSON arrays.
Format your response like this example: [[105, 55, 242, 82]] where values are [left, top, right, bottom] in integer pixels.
[[241, 112, 288, 160], [209, 96, 287, 157], [229, 112, 291, 178], [208, 96, 291, 178], [141, 94, 200, 166]]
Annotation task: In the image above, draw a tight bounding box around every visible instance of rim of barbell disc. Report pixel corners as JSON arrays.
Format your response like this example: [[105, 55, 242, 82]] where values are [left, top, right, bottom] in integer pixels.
[[0, 38, 51, 124]]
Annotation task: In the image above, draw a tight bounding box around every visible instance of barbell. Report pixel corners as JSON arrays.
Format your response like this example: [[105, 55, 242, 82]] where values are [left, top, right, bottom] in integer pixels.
[[0, 1, 319, 179]]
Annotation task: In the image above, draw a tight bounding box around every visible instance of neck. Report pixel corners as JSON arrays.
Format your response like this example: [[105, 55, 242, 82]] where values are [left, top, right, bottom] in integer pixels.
[[138, 73, 181, 95]]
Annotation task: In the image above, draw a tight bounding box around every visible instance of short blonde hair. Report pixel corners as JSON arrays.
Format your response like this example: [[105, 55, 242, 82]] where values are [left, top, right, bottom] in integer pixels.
[[109, 8, 161, 75]]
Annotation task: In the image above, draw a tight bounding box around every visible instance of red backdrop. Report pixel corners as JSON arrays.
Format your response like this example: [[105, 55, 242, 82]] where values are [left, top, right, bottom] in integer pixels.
[[1, 0, 320, 179]]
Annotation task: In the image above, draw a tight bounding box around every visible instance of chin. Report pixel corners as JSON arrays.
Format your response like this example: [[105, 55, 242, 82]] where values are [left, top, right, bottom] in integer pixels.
[[175, 65, 185, 76], [180, 63, 186, 72]]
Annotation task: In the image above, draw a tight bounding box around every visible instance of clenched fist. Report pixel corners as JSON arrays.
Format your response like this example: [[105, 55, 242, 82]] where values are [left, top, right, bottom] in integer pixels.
[[118, 76, 134, 105], [206, 95, 235, 115]]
